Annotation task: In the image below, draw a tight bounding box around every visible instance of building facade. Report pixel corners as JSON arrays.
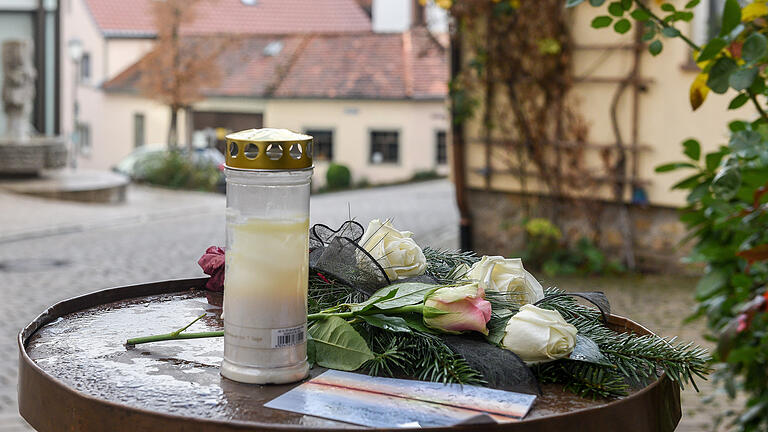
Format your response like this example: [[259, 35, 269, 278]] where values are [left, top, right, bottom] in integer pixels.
[[60, 0, 450, 186]]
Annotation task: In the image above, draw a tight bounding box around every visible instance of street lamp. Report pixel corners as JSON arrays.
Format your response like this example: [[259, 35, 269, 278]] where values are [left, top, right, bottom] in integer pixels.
[[67, 38, 83, 169]]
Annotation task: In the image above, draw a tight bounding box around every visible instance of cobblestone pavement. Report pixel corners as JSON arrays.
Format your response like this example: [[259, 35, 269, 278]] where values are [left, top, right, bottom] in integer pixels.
[[0, 180, 458, 431], [0, 180, 741, 431]]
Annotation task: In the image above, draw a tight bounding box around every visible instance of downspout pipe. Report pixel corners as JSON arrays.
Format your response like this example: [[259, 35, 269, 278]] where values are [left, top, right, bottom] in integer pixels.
[[449, 25, 473, 252]]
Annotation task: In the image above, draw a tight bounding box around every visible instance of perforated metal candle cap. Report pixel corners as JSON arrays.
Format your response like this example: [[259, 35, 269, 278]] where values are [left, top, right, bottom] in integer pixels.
[[225, 128, 313, 170]]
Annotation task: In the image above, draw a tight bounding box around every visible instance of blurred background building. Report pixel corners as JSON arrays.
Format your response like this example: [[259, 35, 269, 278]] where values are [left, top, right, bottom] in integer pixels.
[[59, 0, 451, 187]]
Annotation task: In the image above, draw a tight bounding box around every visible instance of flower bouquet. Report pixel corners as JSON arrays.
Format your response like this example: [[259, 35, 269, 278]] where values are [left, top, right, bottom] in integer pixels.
[[129, 219, 711, 399]]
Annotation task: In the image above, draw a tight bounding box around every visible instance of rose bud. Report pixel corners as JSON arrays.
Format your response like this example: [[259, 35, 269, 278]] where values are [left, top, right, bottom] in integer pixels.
[[198, 246, 225, 292], [359, 219, 427, 280], [466, 256, 544, 305], [423, 282, 492, 335], [501, 304, 577, 364]]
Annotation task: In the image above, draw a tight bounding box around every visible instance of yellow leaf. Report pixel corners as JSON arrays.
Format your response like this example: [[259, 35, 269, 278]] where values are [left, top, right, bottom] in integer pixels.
[[742, 2, 768, 22], [689, 73, 709, 111]]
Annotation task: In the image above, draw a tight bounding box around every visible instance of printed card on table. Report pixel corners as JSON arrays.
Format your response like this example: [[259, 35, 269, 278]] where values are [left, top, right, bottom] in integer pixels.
[[264, 369, 536, 428]]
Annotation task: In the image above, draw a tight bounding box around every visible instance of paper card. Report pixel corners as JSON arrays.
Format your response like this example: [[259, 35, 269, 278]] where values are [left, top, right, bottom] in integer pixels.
[[264, 370, 536, 428]]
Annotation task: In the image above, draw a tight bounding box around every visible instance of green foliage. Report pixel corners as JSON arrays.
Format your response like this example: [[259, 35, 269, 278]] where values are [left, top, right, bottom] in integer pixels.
[[656, 131, 768, 430], [138, 151, 221, 192], [308, 316, 375, 370], [570, 0, 768, 427], [325, 163, 352, 190], [518, 218, 624, 276], [410, 170, 443, 182]]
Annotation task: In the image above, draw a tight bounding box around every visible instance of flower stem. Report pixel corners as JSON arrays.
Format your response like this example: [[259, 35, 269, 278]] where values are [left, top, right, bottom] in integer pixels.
[[126, 330, 224, 346], [126, 305, 427, 346]]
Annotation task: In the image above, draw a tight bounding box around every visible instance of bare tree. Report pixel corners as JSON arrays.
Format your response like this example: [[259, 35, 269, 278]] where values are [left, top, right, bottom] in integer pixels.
[[137, 0, 221, 148]]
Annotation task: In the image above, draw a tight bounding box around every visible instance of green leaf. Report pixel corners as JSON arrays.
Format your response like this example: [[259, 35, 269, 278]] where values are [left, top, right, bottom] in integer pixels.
[[359, 314, 412, 333], [683, 139, 701, 161], [400, 313, 435, 333], [697, 38, 727, 62], [655, 162, 697, 172], [672, 173, 705, 190], [729, 67, 758, 91], [705, 150, 728, 171], [742, 33, 767, 63], [710, 166, 742, 200], [566, 0, 586, 7], [684, 0, 700, 8], [728, 93, 750, 109], [590, 0, 606, 5], [372, 282, 437, 310], [730, 130, 762, 157], [620, 0, 631, 10], [308, 316, 374, 371], [608, 2, 624, 16], [719, 0, 741, 37], [592, 15, 614, 28], [350, 286, 399, 312], [695, 270, 728, 300], [649, 40, 663, 56], [642, 27, 656, 41], [630, 9, 651, 21], [661, 26, 680, 37], [614, 19, 631, 34], [660, 3, 675, 12], [706, 57, 738, 94]]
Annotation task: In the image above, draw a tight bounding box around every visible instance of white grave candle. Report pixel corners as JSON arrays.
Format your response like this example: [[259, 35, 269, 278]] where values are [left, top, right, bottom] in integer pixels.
[[220, 128, 313, 384]]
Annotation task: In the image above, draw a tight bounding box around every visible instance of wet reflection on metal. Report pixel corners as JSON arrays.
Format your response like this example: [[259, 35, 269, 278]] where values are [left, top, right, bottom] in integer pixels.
[[25, 290, 642, 426]]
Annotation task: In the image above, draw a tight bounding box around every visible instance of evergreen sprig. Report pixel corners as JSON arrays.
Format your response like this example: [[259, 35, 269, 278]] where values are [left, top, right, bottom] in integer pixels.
[[536, 361, 630, 399], [362, 325, 486, 385], [422, 247, 479, 282]]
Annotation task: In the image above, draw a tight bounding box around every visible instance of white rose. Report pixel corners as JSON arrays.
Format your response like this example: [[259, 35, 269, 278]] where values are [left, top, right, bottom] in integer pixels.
[[501, 304, 578, 364], [359, 219, 426, 280], [466, 256, 544, 305]]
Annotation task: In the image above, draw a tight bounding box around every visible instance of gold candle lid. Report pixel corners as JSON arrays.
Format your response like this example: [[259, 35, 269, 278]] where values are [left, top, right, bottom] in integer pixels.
[[225, 128, 313, 170]]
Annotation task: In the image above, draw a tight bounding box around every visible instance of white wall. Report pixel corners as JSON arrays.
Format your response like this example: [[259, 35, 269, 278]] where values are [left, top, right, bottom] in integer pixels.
[[372, 0, 412, 33], [265, 99, 449, 186]]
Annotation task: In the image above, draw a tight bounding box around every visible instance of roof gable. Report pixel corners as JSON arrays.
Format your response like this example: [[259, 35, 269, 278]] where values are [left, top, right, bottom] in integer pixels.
[[84, 0, 372, 37], [103, 29, 447, 100]]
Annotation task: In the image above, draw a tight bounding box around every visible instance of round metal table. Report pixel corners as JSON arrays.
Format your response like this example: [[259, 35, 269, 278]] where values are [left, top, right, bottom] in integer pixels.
[[18, 278, 681, 431]]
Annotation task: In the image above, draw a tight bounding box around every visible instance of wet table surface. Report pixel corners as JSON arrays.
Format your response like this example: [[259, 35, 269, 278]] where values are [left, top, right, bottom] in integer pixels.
[[21, 284, 672, 431]]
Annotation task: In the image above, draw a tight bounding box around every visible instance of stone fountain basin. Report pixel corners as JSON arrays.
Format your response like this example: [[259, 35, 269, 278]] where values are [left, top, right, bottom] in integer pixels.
[[0, 136, 67, 174]]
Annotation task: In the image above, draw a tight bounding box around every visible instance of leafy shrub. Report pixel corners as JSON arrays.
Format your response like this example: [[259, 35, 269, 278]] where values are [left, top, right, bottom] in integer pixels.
[[519, 218, 623, 276], [573, 0, 768, 428], [138, 151, 220, 192], [411, 170, 443, 181], [326, 163, 352, 190]]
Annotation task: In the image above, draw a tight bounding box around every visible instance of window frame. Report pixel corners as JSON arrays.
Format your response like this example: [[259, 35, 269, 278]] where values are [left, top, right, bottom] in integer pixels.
[[435, 129, 447, 165], [134, 113, 146, 148], [303, 128, 334, 161], [369, 129, 400, 165]]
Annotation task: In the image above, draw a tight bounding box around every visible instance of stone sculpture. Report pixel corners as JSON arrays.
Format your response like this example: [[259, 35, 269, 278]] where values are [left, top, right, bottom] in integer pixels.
[[2, 40, 36, 140]]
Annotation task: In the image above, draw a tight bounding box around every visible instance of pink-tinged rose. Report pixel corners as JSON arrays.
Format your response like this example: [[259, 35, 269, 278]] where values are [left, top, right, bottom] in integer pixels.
[[423, 282, 492, 335], [198, 246, 225, 292]]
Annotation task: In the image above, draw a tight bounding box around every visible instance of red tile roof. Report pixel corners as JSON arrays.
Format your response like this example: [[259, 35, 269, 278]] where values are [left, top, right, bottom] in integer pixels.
[[84, 0, 372, 37], [103, 28, 447, 100]]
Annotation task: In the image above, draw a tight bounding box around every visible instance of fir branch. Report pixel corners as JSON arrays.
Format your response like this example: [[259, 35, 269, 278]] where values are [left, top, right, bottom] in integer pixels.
[[570, 317, 712, 391], [423, 247, 479, 282], [361, 324, 486, 386], [308, 272, 366, 314], [538, 286, 603, 323], [537, 361, 630, 399]]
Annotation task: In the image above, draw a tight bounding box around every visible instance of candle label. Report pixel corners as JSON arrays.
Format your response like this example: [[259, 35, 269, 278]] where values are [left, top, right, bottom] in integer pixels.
[[271, 324, 306, 349]]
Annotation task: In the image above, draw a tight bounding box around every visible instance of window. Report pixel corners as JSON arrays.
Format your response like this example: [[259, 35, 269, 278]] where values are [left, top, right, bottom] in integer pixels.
[[80, 52, 90, 82], [134, 113, 145, 148], [693, 0, 748, 46], [436, 130, 447, 165], [76, 122, 91, 156], [305, 129, 333, 161], [370, 131, 399, 164]]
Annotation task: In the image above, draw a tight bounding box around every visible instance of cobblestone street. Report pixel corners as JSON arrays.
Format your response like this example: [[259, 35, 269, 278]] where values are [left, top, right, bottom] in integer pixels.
[[0, 180, 737, 431]]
